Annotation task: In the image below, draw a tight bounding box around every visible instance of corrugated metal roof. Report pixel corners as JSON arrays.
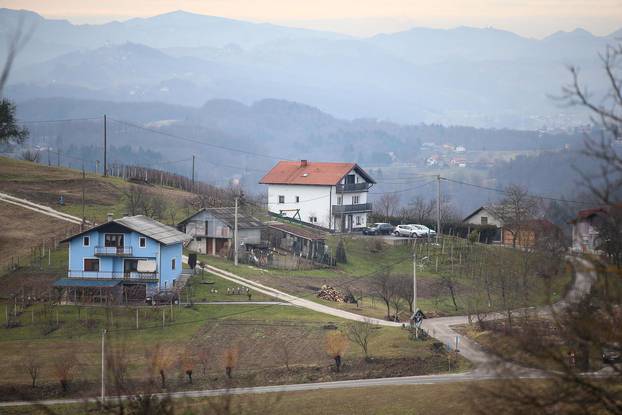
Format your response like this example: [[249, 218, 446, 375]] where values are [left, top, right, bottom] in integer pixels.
[[116, 215, 192, 245], [259, 161, 375, 186], [178, 207, 264, 229], [61, 215, 192, 246], [268, 223, 327, 241], [54, 278, 123, 288]]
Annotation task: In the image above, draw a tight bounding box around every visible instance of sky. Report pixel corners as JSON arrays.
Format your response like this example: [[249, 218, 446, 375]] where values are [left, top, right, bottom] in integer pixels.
[[1, 0, 622, 38]]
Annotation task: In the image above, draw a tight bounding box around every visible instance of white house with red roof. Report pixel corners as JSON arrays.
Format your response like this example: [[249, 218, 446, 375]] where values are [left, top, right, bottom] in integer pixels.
[[259, 160, 376, 232]]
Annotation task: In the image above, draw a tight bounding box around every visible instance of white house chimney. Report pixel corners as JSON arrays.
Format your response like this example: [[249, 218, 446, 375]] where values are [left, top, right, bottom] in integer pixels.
[[107, 213, 114, 222], [300, 160, 308, 167]]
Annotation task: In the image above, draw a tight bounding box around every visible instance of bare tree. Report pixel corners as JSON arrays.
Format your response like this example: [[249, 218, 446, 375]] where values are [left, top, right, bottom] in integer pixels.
[[1, 18, 32, 94], [376, 193, 400, 221], [19, 354, 42, 388], [345, 320, 376, 360], [409, 195, 435, 223], [52, 352, 76, 393], [493, 184, 541, 248], [122, 185, 147, 216], [371, 270, 398, 320], [325, 331, 349, 372], [397, 275, 415, 313], [223, 346, 239, 379], [473, 42, 622, 415]]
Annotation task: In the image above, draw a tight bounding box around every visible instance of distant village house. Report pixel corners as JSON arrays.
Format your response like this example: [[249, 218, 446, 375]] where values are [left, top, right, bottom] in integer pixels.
[[178, 207, 264, 256], [260, 160, 376, 232]]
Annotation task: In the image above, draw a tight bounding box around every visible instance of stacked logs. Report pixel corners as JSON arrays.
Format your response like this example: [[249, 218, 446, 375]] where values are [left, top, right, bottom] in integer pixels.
[[317, 285, 346, 302]]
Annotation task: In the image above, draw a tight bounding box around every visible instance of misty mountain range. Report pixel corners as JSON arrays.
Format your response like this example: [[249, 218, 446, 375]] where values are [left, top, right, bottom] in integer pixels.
[[2, 8, 619, 128]]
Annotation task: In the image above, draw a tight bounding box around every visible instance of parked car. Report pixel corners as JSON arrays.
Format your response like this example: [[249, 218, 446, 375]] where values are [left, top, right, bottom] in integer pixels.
[[413, 224, 437, 237], [602, 343, 621, 364], [393, 224, 425, 237], [363, 223, 394, 235], [147, 290, 179, 305]]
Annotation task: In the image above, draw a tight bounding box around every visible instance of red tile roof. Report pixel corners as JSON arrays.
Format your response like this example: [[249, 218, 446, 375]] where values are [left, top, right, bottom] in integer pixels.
[[259, 160, 374, 186]]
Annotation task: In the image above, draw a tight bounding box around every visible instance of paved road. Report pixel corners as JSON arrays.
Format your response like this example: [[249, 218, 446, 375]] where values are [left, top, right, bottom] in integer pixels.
[[0, 193, 599, 407], [182, 301, 291, 306], [198, 261, 402, 327], [0, 372, 508, 408], [188, 254, 596, 368]]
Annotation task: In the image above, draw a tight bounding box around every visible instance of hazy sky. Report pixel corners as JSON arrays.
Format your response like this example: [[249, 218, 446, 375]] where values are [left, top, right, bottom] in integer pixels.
[[2, 0, 622, 38]]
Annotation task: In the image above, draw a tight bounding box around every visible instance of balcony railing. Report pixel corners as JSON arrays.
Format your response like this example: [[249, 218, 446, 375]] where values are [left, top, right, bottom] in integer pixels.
[[67, 270, 159, 281], [336, 183, 371, 193], [332, 203, 373, 215], [94, 246, 133, 256]]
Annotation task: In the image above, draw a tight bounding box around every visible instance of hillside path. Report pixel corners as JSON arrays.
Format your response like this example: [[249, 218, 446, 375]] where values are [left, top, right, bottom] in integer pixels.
[[0, 191, 84, 225]]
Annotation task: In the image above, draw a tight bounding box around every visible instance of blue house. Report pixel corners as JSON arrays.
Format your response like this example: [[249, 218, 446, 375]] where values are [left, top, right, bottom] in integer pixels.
[[56, 215, 191, 302]]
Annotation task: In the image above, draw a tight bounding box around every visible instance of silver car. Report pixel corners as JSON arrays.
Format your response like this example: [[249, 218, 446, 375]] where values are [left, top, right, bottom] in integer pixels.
[[412, 224, 437, 237], [393, 224, 423, 237]]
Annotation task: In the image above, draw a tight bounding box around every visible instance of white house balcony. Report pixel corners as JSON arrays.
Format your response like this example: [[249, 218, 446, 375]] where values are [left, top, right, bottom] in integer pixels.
[[67, 270, 159, 281], [94, 246, 133, 256], [332, 203, 373, 214], [336, 183, 371, 193]]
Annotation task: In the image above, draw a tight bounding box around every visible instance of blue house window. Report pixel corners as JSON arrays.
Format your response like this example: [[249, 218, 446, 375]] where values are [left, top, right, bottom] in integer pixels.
[[139, 237, 146, 248], [83, 236, 90, 247], [84, 258, 99, 272], [171, 258, 176, 270]]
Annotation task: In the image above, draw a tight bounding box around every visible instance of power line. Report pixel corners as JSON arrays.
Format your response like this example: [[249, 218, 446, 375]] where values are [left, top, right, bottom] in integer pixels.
[[108, 117, 293, 162], [16, 117, 102, 124], [441, 177, 590, 205]]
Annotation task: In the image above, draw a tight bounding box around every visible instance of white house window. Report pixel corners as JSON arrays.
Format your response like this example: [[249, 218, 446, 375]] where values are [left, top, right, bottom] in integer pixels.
[[171, 258, 176, 270], [139, 237, 146, 248], [83, 236, 90, 247], [352, 195, 360, 204], [84, 258, 99, 272], [337, 196, 343, 205], [278, 195, 285, 204], [481, 216, 488, 225], [309, 216, 317, 223], [356, 216, 361, 225], [295, 196, 300, 203]]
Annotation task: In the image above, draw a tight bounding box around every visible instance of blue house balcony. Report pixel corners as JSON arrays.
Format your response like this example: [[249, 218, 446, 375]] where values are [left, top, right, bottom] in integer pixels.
[[94, 246, 133, 256]]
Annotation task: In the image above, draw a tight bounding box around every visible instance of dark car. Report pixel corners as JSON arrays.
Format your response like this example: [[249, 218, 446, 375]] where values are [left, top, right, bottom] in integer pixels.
[[363, 223, 394, 235], [602, 343, 621, 364], [147, 290, 179, 305]]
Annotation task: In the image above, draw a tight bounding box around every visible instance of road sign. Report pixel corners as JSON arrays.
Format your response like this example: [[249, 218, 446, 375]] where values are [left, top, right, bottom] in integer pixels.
[[411, 308, 425, 328]]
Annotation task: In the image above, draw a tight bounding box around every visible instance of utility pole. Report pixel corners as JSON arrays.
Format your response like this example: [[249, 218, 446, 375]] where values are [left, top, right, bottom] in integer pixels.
[[103, 114, 107, 177], [47, 148, 51, 166], [81, 163, 86, 229], [436, 175, 441, 244], [234, 197, 239, 266], [191, 155, 195, 192], [413, 237, 417, 313], [57, 150, 60, 167], [101, 328, 107, 403]]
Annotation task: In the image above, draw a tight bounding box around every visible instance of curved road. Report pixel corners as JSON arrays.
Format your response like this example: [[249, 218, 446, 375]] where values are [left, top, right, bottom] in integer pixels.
[[0, 193, 598, 407]]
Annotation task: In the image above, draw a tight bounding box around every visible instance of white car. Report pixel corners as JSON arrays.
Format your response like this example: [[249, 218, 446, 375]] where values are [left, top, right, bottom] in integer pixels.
[[412, 224, 437, 237], [393, 224, 424, 237]]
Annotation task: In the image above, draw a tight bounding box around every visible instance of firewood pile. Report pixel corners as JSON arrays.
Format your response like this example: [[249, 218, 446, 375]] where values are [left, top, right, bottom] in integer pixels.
[[317, 285, 346, 302]]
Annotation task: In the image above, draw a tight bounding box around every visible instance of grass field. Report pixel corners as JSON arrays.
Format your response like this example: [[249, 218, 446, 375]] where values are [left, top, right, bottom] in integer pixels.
[[1, 381, 481, 414], [0, 157, 196, 271], [197, 234, 571, 320]]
